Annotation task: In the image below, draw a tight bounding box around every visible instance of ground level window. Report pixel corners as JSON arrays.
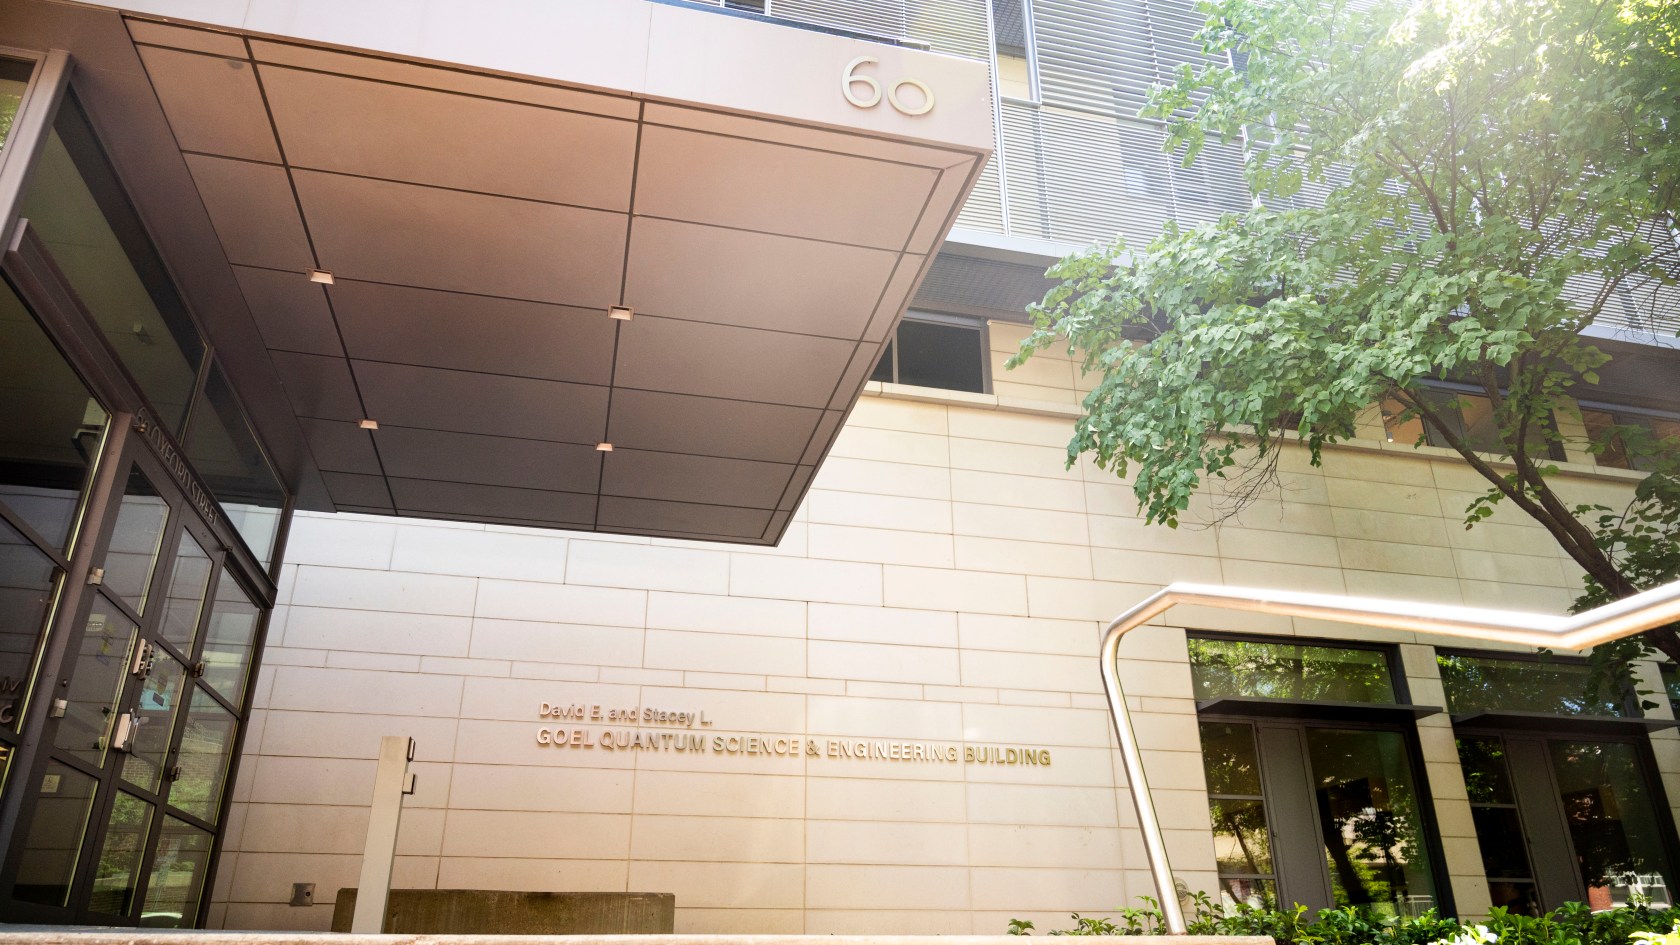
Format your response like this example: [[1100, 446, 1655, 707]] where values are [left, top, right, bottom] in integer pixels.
[[1579, 407, 1680, 471], [1197, 716, 1440, 915], [870, 313, 987, 394], [1457, 732, 1676, 913]]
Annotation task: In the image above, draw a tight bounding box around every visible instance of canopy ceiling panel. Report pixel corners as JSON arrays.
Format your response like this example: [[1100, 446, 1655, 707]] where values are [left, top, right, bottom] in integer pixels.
[[107, 8, 989, 544]]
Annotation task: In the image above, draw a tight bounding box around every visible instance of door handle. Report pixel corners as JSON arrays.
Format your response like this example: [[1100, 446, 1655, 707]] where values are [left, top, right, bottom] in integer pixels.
[[110, 712, 134, 752]]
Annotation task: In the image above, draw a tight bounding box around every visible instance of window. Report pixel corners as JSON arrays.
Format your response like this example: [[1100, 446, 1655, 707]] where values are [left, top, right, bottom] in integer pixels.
[[1579, 407, 1680, 471], [0, 57, 34, 155], [989, 0, 1039, 102], [183, 364, 286, 570], [870, 314, 988, 394], [1456, 733, 1677, 913], [18, 95, 205, 435], [1381, 389, 1562, 459], [1192, 637, 1442, 915], [1662, 664, 1680, 718], [1437, 651, 1633, 718], [1189, 637, 1398, 704]]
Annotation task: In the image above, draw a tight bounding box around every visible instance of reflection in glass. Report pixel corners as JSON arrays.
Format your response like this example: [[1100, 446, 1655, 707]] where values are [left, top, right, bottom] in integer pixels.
[[88, 792, 152, 916], [142, 816, 212, 927], [1201, 720, 1264, 796], [101, 468, 169, 615], [1212, 798, 1273, 875], [1457, 735, 1541, 914], [0, 277, 110, 553], [121, 649, 186, 793], [53, 595, 138, 766], [171, 687, 236, 823], [184, 365, 285, 569], [0, 517, 62, 733], [1439, 652, 1631, 717], [1550, 741, 1674, 910], [0, 58, 33, 153], [13, 760, 98, 907], [1660, 663, 1680, 720], [18, 95, 204, 434], [1305, 729, 1437, 916], [1200, 721, 1278, 908], [1190, 638, 1397, 703], [158, 532, 211, 652], [202, 576, 259, 709]]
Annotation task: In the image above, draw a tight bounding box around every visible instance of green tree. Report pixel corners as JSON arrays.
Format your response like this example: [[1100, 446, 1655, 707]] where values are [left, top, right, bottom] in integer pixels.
[[1013, 0, 1680, 665]]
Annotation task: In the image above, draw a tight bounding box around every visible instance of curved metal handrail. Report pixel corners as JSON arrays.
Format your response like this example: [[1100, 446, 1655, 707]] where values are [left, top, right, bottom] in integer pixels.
[[1100, 578, 1680, 933]]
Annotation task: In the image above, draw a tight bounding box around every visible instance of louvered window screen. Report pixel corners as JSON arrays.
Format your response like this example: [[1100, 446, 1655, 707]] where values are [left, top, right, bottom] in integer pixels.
[[744, 0, 1680, 336]]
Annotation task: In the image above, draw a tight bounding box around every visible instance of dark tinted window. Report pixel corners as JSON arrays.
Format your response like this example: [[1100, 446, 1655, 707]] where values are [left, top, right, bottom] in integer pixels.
[[1438, 651, 1631, 717], [184, 365, 285, 569], [19, 95, 204, 435], [870, 317, 987, 394]]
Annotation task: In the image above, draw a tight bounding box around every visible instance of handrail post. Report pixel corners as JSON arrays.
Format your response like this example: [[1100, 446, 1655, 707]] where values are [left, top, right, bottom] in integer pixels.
[[352, 735, 416, 933]]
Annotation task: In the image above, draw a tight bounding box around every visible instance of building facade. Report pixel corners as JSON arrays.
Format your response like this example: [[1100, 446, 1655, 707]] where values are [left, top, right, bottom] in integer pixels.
[[0, 0, 1678, 934]]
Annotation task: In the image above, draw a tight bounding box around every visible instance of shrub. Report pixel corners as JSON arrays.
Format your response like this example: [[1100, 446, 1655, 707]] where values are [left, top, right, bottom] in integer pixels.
[[1008, 896, 1678, 945]]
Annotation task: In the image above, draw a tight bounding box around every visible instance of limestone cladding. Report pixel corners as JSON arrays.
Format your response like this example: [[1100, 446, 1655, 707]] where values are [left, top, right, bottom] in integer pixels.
[[215, 321, 1653, 933]]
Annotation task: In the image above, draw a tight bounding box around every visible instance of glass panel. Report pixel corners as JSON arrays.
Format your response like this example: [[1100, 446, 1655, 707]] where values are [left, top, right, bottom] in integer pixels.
[[1189, 638, 1397, 703], [1380, 398, 1426, 446], [1305, 728, 1438, 916], [1550, 740, 1675, 910], [0, 58, 33, 153], [1457, 735, 1516, 805], [1471, 806, 1533, 878], [18, 96, 204, 434], [1438, 652, 1628, 716], [870, 342, 894, 383], [158, 532, 211, 652], [202, 576, 259, 708], [53, 595, 139, 766], [183, 365, 284, 568], [1582, 409, 1634, 470], [1662, 664, 1680, 719], [88, 792, 152, 916], [1212, 798, 1273, 875], [990, 0, 1034, 99], [0, 517, 62, 733], [101, 468, 169, 615], [13, 760, 98, 907], [170, 687, 236, 823], [1201, 720, 1264, 796], [0, 276, 110, 553], [121, 649, 186, 793], [1488, 881, 1542, 917], [895, 320, 986, 393], [1218, 876, 1276, 910], [141, 816, 212, 928]]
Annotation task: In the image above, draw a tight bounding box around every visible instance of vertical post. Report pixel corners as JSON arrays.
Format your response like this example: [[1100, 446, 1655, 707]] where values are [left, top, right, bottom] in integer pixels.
[[352, 735, 415, 933]]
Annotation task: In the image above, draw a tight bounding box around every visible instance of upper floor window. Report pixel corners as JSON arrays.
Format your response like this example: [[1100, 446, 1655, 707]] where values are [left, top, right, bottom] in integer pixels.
[[1381, 388, 1562, 460], [871, 313, 988, 394], [989, 0, 1039, 102], [1579, 407, 1680, 471]]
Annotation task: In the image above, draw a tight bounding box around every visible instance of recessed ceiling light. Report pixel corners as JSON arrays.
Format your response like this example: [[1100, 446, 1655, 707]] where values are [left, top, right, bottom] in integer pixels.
[[596, 442, 613, 452], [608, 306, 633, 321], [308, 269, 335, 285], [359, 419, 379, 430]]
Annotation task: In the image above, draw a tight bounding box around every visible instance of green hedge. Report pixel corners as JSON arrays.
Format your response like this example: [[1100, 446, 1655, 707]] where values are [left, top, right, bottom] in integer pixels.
[[1007, 895, 1677, 945]]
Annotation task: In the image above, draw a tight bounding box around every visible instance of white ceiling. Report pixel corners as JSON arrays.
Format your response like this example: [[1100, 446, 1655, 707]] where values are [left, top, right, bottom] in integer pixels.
[[130, 18, 984, 543]]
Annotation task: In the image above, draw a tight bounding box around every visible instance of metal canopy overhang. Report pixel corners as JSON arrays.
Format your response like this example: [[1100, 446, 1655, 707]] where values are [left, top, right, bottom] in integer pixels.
[[3, 0, 993, 544]]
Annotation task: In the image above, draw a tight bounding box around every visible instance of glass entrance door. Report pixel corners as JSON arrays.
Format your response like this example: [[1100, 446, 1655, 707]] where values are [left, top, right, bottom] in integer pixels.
[[1458, 733, 1679, 914], [3, 437, 251, 926]]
